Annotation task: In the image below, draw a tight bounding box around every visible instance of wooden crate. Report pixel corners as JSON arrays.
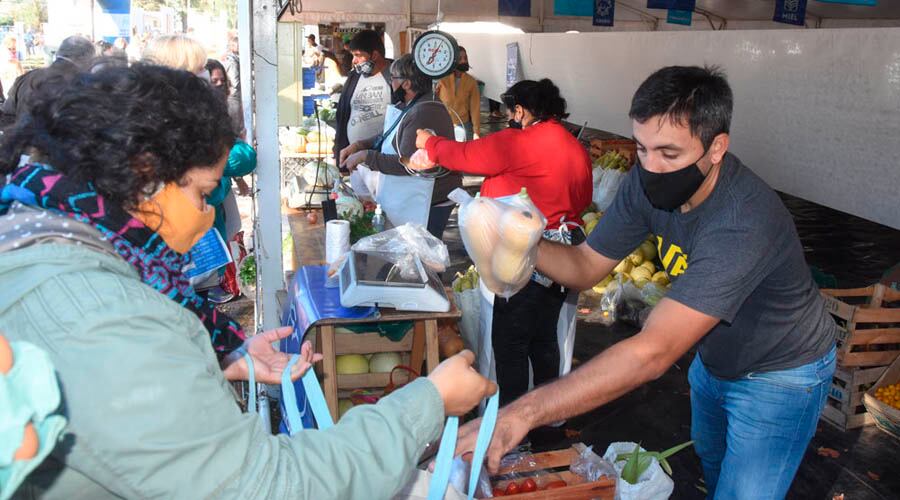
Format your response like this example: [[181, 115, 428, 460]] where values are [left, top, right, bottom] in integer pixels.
[[863, 355, 900, 440], [821, 365, 886, 431], [589, 138, 637, 165], [490, 445, 616, 499], [820, 284, 900, 368]]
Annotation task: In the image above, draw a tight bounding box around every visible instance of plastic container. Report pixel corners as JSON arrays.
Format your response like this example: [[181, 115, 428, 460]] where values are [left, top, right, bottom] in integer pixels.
[[302, 67, 316, 89], [371, 205, 385, 233]]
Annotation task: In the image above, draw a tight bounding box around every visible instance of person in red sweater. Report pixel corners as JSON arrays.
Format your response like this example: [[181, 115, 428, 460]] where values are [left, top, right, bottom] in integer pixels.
[[415, 79, 592, 407]]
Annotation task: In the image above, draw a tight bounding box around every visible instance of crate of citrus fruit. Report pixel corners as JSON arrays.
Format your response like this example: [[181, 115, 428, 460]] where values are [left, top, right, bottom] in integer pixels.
[[863, 355, 900, 440]]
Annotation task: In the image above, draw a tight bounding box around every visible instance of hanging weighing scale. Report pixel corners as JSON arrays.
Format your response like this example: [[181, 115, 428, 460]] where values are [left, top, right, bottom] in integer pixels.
[[412, 30, 460, 79], [339, 251, 450, 312]]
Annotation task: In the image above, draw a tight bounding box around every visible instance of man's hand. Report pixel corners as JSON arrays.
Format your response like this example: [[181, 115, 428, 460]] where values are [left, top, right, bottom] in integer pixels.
[[221, 327, 323, 384], [427, 350, 497, 416], [473, 133, 480, 140], [344, 150, 368, 172], [339, 142, 363, 167], [455, 402, 533, 473], [415, 128, 436, 150]]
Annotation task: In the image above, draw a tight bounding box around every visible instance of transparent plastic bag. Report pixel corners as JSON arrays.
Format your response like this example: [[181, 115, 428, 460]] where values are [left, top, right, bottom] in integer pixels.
[[351, 223, 450, 278], [570, 443, 617, 482], [492, 452, 557, 495], [598, 274, 626, 326], [448, 456, 493, 499], [592, 168, 626, 211], [449, 188, 547, 299], [603, 442, 674, 500], [639, 283, 667, 307]]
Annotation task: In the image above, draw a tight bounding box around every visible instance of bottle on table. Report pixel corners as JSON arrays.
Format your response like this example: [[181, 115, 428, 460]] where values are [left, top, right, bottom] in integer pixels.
[[372, 204, 385, 233]]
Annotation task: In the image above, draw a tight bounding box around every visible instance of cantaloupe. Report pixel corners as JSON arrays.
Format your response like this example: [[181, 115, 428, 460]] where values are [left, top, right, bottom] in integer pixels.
[[498, 208, 543, 251], [305, 141, 334, 155]]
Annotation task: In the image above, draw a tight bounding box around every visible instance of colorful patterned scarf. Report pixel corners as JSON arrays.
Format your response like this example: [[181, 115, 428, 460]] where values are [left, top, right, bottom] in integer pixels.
[[0, 163, 246, 355]]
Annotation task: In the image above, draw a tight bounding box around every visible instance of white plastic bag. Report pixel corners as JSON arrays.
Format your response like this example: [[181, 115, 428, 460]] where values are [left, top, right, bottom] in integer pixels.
[[593, 168, 626, 211], [603, 442, 674, 500], [351, 223, 450, 278], [449, 188, 547, 299]]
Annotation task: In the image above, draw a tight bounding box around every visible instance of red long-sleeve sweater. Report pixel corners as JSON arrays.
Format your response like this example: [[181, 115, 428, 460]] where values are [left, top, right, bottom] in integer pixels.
[[425, 120, 592, 229]]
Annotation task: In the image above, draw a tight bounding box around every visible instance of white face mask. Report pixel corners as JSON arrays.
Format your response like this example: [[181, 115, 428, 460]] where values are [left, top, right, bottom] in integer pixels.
[[196, 69, 211, 82]]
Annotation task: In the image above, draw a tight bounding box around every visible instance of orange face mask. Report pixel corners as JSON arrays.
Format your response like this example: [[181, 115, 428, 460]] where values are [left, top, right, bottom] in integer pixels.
[[134, 183, 215, 254]]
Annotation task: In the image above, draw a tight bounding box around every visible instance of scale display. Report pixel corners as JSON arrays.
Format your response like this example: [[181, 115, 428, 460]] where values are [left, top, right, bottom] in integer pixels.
[[412, 30, 459, 79]]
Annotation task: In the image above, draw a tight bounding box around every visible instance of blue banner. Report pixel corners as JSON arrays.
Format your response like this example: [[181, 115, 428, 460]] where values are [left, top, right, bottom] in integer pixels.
[[774, 0, 807, 26], [593, 0, 615, 27], [667, 9, 693, 26], [97, 0, 130, 14], [817, 0, 875, 5], [647, 0, 695, 9], [554, 0, 593, 16], [499, 0, 531, 17]]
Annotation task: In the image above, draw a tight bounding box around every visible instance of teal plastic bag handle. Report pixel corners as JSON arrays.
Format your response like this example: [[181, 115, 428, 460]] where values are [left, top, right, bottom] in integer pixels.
[[427, 390, 499, 500], [281, 354, 334, 434], [237, 347, 256, 414]]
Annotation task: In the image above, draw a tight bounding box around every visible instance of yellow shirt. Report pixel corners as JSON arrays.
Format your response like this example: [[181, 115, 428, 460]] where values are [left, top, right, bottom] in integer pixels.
[[435, 72, 481, 131]]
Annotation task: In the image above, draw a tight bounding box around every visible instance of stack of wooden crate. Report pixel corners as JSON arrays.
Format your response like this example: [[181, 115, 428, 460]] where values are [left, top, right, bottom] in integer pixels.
[[819, 284, 900, 430]]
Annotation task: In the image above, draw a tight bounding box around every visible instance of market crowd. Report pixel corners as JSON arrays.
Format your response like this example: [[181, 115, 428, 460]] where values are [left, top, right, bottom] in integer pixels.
[[0, 27, 838, 500]]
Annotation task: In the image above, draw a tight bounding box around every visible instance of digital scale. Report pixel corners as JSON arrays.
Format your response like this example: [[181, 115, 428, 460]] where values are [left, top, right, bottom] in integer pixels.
[[339, 250, 450, 312]]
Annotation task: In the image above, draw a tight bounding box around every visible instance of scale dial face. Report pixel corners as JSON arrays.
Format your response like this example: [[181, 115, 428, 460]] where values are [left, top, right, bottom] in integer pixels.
[[413, 31, 459, 79]]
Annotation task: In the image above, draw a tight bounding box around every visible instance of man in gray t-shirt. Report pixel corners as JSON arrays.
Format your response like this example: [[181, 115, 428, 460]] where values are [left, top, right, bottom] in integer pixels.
[[454, 66, 837, 498]]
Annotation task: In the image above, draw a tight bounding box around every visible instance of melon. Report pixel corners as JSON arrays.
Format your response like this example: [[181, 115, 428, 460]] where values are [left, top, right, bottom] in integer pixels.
[[335, 354, 369, 375], [368, 352, 402, 373]]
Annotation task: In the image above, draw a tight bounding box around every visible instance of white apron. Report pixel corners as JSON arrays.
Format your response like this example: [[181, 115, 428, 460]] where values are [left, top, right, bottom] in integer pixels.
[[351, 102, 435, 227], [475, 225, 580, 413]]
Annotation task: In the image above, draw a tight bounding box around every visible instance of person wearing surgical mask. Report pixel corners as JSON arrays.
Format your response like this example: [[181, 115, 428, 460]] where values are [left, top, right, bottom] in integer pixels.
[[0, 63, 497, 499], [333, 29, 392, 166]]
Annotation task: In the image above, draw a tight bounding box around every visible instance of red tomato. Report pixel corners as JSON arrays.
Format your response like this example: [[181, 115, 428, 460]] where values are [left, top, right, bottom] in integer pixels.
[[306, 212, 318, 224], [492, 487, 506, 496], [505, 482, 520, 495], [544, 480, 567, 489], [521, 478, 537, 492]]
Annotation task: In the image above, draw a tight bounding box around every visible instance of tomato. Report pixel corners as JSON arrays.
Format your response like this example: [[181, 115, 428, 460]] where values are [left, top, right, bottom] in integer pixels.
[[521, 478, 537, 493], [492, 487, 506, 497], [505, 482, 520, 495], [306, 212, 318, 224], [544, 480, 567, 489]]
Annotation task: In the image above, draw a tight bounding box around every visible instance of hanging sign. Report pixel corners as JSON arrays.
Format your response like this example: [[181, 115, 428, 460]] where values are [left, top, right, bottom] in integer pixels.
[[554, 0, 594, 16], [667, 9, 693, 25], [774, 0, 807, 26], [593, 0, 616, 27], [647, 0, 695, 9], [506, 42, 520, 90], [499, 0, 532, 17], [816, 0, 876, 5]]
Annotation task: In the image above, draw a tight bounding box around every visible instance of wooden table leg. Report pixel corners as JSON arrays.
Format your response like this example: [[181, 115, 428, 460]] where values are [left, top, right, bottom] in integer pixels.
[[410, 320, 426, 375], [319, 324, 339, 421], [424, 319, 440, 374]]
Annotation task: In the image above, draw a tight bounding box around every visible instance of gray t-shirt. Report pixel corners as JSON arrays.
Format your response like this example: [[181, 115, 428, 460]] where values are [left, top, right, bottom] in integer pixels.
[[588, 153, 836, 378]]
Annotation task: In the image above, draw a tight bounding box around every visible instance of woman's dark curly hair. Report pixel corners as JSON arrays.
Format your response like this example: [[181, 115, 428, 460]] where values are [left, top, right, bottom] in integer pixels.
[[0, 63, 235, 210], [501, 78, 569, 122]]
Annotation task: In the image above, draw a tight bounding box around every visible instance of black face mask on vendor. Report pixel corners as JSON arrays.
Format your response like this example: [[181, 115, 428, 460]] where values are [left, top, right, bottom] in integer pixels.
[[507, 119, 522, 129], [391, 86, 407, 105], [637, 149, 708, 211], [456, 63, 470, 72]]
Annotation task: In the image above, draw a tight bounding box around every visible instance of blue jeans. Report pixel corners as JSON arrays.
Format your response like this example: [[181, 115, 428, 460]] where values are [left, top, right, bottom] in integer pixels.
[[689, 345, 836, 499]]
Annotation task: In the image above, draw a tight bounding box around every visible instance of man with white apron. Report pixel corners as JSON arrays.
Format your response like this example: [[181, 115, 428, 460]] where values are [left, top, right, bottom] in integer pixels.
[[340, 54, 461, 238]]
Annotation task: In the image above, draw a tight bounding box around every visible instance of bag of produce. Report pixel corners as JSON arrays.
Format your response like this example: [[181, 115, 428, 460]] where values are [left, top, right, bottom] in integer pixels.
[[351, 223, 450, 278], [449, 188, 547, 299], [593, 168, 626, 211]]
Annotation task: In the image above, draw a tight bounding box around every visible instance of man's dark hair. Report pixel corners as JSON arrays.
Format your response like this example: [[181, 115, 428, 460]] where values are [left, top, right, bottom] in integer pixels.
[[501, 78, 569, 121], [629, 65, 733, 149], [308, 34, 316, 42], [349, 30, 384, 58], [0, 64, 235, 210], [391, 54, 431, 95]]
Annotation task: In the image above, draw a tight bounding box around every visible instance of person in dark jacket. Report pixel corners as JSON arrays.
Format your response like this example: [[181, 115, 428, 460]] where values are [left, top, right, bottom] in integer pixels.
[[0, 35, 95, 128], [333, 30, 391, 167]]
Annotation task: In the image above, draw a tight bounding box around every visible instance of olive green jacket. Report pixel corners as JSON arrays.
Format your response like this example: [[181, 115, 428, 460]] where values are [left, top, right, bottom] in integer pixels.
[[0, 217, 443, 499]]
